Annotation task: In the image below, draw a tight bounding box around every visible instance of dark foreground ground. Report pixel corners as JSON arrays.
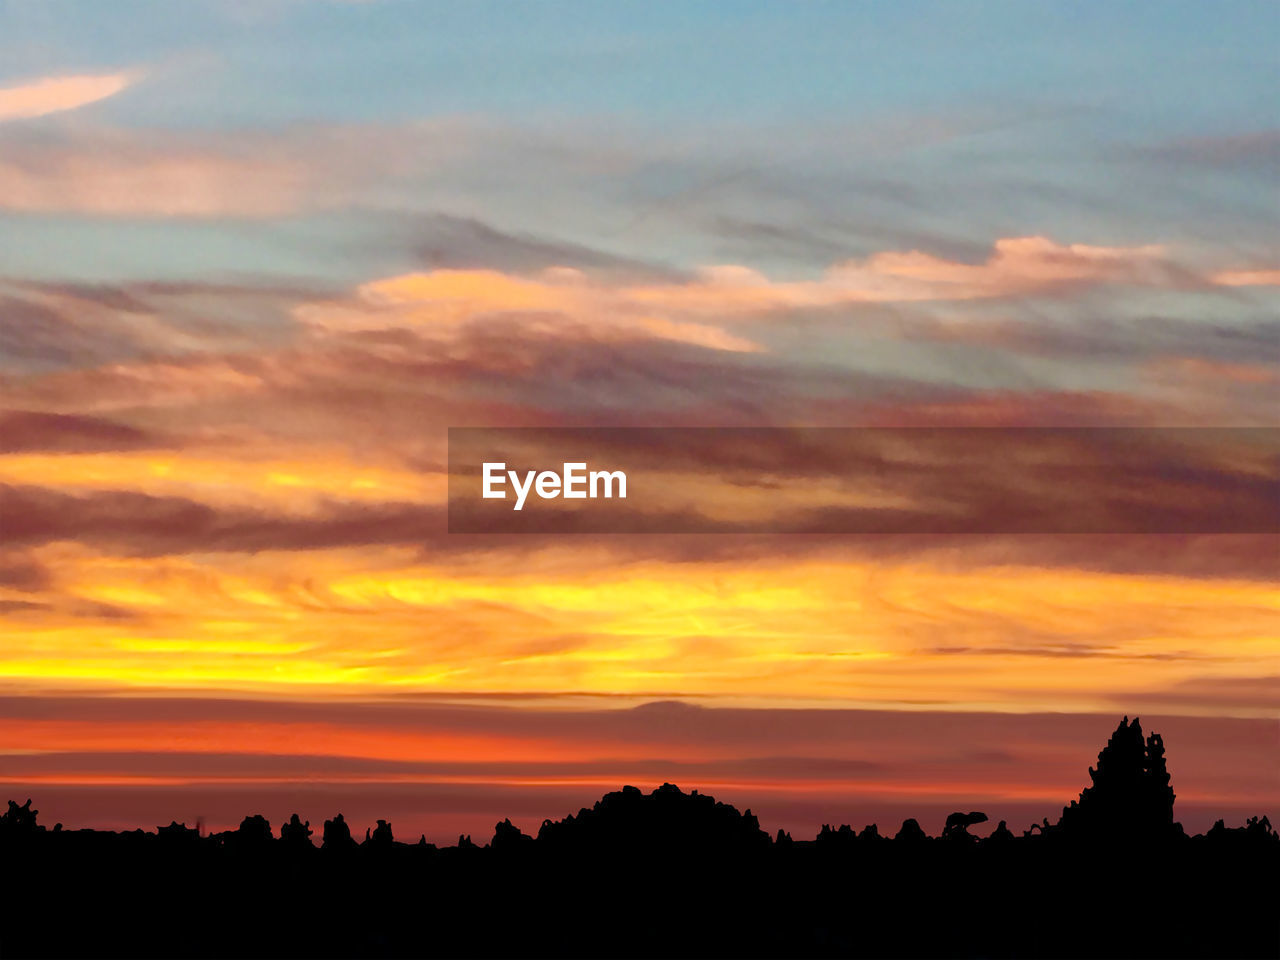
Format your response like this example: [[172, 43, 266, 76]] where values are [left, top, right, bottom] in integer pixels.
[[1, 718, 1276, 958]]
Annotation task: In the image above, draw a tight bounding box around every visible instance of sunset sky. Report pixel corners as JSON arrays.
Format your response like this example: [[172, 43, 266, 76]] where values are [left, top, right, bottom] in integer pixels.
[[0, 1, 1276, 842]]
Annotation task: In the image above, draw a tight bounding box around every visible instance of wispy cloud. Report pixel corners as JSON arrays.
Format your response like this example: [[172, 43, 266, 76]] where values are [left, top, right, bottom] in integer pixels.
[[298, 268, 766, 353], [0, 120, 465, 218], [0, 133, 307, 218], [1211, 268, 1280, 287], [0, 71, 139, 123], [294, 238, 1212, 356]]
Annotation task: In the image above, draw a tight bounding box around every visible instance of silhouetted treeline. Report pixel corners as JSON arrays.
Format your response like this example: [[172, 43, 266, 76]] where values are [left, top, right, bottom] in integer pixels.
[[1, 717, 1275, 958]]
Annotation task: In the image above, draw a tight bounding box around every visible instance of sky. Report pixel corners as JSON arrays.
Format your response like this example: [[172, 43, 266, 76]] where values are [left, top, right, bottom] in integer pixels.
[[0, 0, 1276, 842]]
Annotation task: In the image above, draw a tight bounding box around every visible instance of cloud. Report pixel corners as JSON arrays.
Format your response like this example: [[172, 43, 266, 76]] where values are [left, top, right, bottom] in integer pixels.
[[1134, 129, 1280, 170], [0, 132, 308, 218], [448, 426, 1280, 535], [0, 484, 446, 555], [0, 118, 478, 218], [404, 214, 685, 281], [0, 552, 49, 591], [0, 411, 169, 453], [1109, 676, 1280, 714], [298, 268, 766, 353], [1211, 268, 1280, 287], [0, 72, 138, 123], [633, 237, 1188, 311], [0, 277, 319, 378], [905, 311, 1280, 368], [293, 236, 1199, 356], [303, 237, 1222, 348]]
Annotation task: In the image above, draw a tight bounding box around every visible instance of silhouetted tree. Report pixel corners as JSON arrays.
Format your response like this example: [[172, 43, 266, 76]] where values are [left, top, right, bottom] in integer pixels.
[[536, 782, 770, 854]]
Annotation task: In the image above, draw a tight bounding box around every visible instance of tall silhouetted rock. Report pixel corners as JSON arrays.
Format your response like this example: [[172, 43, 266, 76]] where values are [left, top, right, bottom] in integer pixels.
[[491, 818, 533, 852], [280, 814, 313, 848], [322, 813, 357, 851], [0, 798, 41, 838], [1057, 716, 1178, 839], [366, 819, 395, 848], [894, 818, 928, 843], [816, 823, 857, 847], [233, 814, 273, 847]]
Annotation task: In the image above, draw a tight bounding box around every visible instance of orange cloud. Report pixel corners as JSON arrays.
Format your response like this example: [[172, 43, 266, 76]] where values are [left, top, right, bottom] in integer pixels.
[[626, 237, 1176, 312], [1211, 268, 1280, 287], [295, 237, 1186, 353], [311, 238, 1187, 338], [297, 267, 766, 353], [0, 71, 138, 122]]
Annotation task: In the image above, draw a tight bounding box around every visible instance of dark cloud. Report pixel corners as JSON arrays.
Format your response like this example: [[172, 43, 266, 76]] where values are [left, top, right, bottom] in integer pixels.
[[0, 294, 123, 369], [0, 411, 169, 453], [0, 278, 307, 373], [0, 484, 446, 555], [0, 553, 50, 591], [0, 599, 47, 614], [1, 475, 1272, 579], [908, 311, 1280, 368], [401, 214, 686, 282], [1107, 676, 1280, 713], [1131, 129, 1280, 172]]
